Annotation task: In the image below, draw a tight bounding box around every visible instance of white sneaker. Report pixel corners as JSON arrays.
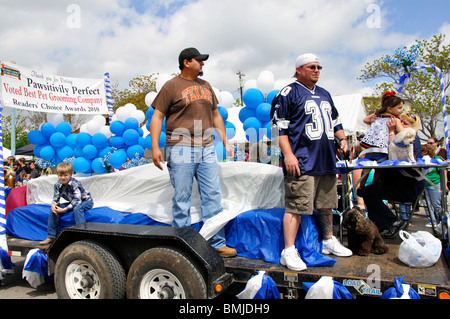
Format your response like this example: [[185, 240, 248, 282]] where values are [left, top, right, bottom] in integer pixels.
[[322, 236, 353, 257], [280, 246, 307, 271]]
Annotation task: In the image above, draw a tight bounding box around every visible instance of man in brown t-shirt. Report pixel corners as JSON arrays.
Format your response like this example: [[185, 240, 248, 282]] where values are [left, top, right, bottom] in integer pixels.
[[150, 47, 236, 257]]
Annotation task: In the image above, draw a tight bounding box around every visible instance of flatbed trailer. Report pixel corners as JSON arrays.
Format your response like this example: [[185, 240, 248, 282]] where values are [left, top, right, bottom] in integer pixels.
[[5, 215, 450, 299]]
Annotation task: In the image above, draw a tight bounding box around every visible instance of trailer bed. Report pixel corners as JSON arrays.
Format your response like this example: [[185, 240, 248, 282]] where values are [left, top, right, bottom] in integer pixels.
[[224, 237, 450, 298]]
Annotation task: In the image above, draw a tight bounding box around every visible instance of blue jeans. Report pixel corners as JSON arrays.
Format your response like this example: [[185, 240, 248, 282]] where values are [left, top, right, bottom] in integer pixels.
[[47, 200, 94, 238], [166, 144, 225, 250], [423, 184, 441, 224]]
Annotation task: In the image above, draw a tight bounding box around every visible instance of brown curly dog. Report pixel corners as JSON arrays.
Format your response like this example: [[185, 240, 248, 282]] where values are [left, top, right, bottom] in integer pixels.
[[343, 206, 389, 256]]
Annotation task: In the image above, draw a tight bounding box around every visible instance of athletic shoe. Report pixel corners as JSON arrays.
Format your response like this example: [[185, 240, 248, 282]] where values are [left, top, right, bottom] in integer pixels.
[[280, 246, 307, 271], [380, 220, 408, 239], [322, 236, 353, 257]]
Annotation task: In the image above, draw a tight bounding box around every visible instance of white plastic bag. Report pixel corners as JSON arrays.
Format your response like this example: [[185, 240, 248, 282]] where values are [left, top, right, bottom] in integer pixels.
[[398, 230, 442, 268], [305, 276, 334, 299]]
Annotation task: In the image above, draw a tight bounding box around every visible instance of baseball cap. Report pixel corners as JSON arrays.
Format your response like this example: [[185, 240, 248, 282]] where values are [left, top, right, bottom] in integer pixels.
[[178, 47, 209, 66], [295, 53, 319, 68]]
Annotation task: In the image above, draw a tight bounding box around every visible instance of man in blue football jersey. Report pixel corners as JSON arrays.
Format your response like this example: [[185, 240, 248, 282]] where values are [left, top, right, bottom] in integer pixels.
[[271, 53, 352, 271]]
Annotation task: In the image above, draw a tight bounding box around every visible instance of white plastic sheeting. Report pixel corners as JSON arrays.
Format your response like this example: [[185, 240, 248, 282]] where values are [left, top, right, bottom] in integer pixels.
[[26, 162, 285, 240]]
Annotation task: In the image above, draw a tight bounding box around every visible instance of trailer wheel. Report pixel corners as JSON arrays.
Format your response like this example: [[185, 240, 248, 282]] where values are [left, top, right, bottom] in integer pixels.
[[54, 240, 126, 299], [126, 247, 207, 299]]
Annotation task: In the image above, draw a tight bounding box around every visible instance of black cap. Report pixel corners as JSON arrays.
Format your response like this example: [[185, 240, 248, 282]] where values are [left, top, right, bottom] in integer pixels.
[[178, 47, 209, 66]]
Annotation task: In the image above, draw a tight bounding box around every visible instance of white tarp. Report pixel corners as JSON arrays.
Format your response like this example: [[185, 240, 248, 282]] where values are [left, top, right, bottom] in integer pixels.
[[26, 161, 285, 240]]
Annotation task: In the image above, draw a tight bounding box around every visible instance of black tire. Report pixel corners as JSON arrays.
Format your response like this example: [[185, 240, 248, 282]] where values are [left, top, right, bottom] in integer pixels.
[[126, 247, 207, 299], [54, 240, 126, 299]]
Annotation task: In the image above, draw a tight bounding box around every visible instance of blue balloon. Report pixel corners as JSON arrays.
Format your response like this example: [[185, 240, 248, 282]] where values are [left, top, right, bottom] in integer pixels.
[[73, 157, 91, 173], [146, 107, 154, 120], [256, 103, 272, 122], [263, 121, 273, 140], [243, 117, 263, 143], [56, 146, 74, 161], [56, 122, 72, 136], [266, 89, 279, 105], [127, 145, 145, 159], [50, 132, 66, 148], [243, 88, 264, 109], [214, 141, 226, 161], [92, 133, 108, 148], [110, 121, 125, 136], [98, 146, 113, 158], [65, 134, 77, 149], [33, 144, 48, 158], [74, 146, 84, 158], [238, 107, 256, 123], [76, 132, 92, 147], [109, 149, 127, 169], [138, 137, 146, 148], [91, 158, 106, 173], [28, 130, 47, 145], [40, 145, 55, 161], [144, 135, 152, 150], [83, 144, 98, 159], [124, 117, 139, 130], [41, 123, 56, 138], [159, 131, 166, 148], [110, 136, 125, 149], [123, 129, 139, 145], [218, 106, 228, 121], [225, 121, 236, 140]]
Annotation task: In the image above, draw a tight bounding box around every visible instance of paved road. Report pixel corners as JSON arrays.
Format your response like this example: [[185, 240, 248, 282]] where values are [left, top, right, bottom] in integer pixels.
[[0, 256, 57, 299]]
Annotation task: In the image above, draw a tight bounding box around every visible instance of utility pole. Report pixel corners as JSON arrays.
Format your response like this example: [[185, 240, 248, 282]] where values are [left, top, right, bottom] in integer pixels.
[[236, 71, 245, 106]]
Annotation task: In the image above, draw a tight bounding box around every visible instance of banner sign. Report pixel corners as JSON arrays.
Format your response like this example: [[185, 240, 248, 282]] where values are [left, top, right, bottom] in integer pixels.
[[0, 61, 108, 114]]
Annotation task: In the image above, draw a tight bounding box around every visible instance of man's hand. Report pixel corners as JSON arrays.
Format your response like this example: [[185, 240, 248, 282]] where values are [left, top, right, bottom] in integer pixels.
[[152, 148, 165, 170]]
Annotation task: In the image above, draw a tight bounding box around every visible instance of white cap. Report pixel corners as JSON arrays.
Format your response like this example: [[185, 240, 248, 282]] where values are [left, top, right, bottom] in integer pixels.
[[295, 53, 319, 68]]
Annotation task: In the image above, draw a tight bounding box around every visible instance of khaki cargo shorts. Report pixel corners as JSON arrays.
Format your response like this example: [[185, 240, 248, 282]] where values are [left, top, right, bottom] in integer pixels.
[[284, 174, 338, 215]]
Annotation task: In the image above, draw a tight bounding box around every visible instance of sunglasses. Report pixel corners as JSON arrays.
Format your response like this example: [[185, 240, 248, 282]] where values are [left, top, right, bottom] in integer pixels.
[[305, 65, 323, 71], [408, 113, 416, 120]]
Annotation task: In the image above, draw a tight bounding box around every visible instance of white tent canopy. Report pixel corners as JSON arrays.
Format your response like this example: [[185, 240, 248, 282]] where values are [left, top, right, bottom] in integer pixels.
[[227, 93, 367, 144]]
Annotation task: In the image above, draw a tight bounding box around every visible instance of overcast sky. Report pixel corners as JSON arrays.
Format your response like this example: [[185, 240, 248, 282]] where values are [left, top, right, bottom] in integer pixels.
[[0, 0, 449, 100]]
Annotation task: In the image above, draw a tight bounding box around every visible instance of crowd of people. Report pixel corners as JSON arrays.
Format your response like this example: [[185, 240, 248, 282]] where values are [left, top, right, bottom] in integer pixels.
[[4, 156, 42, 192]]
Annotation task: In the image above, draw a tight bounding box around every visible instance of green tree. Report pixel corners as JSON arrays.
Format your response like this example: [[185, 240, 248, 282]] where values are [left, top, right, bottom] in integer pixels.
[[359, 33, 450, 141], [111, 74, 159, 113], [2, 113, 30, 150]]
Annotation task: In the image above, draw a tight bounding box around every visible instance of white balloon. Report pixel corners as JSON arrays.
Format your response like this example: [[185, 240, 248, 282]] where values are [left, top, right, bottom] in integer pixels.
[[123, 103, 137, 112], [145, 91, 158, 107], [93, 114, 106, 126], [274, 79, 290, 90], [80, 124, 88, 133], [212, 87, 222, 105], [87, 120, 101, 135], [116, 107, 130, 122], [100, 125, 112, 139], [257, 71, 275, 95], [243, 79, 257, 93], [131, 110, 146, 123], [220, 91, 234, 108], [156, 74, 172, 92], [47, 113, 64, 126]]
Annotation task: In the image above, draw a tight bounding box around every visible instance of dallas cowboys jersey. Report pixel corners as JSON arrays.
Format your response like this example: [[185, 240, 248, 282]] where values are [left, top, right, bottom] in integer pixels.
[[271, 81, 343, 176]]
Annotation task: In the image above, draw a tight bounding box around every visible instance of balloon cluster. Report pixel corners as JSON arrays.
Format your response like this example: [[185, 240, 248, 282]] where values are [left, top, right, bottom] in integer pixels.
[[238, 71, 287, 143], [27, 105, 148, 174]]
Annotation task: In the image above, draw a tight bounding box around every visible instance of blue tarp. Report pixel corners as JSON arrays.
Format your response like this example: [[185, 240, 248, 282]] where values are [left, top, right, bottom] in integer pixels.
[[7, 205, 335, 267]]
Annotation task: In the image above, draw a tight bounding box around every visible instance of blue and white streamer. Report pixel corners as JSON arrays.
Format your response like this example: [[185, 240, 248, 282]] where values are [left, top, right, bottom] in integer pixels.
[[236, 271, 280, 299], [104, 72, 114, 124], [0, 88, 7, 253]]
